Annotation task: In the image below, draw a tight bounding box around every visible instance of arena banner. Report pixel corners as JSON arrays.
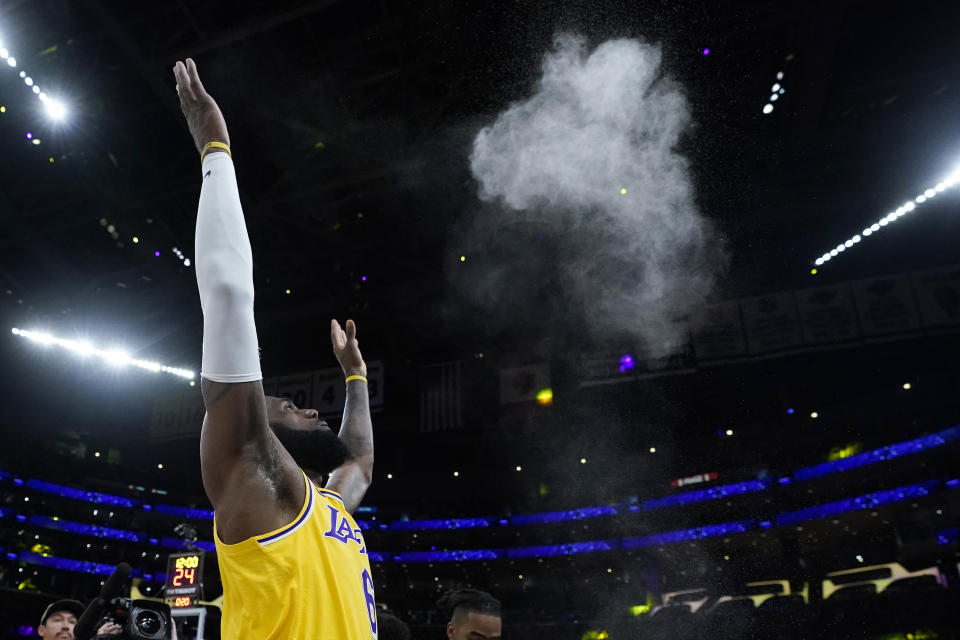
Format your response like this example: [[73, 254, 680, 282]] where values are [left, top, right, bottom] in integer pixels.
[[499, 363, 551, 404], [912, 266, 960, 328], [269, 372, 314, 410], [150, 362, 384, 441], [795, 283, 860, 345], [740, 292, 803, 354], [689, 300, 747, 360], [150, 390, 205, 443], [851, 273, 921, 336], [578, 266, 960, 386], [581, 353, 632, 381], [303, 360, 384, 419], [579, 339, 694, 386]]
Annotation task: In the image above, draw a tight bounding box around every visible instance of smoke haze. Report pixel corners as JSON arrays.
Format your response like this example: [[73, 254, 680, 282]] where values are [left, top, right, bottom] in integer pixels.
[[466, 34, 725, 353]]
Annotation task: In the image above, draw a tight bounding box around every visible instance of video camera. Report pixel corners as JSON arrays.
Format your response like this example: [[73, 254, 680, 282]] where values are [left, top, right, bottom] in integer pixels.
[[93, 597, 173, 640], [75, 563, 174, 640]]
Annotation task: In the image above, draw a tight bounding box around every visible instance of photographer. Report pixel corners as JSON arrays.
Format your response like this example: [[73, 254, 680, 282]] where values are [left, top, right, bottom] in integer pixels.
[[37, 600, 127, 640]]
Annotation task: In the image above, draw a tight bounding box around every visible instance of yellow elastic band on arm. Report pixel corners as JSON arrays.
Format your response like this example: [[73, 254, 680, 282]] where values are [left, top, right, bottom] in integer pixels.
[[201, 141, 232, 162], [345, 375, 368, 384]]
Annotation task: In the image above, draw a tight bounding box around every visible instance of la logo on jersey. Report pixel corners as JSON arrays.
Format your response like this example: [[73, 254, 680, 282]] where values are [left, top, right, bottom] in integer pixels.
[[323, 504, 367, 554]]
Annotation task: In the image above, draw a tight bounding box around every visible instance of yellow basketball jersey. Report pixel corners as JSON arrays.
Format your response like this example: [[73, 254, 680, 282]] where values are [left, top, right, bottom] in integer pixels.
[[213, 470, 377, 640]]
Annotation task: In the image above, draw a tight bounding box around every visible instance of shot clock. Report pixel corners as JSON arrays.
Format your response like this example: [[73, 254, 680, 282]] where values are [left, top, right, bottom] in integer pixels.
[[165, 552, 204, 607]]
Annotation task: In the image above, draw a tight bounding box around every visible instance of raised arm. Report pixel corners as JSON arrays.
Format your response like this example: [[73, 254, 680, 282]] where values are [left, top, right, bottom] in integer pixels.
[[325, 319, 374, 514], [174, 59, 302, 539]]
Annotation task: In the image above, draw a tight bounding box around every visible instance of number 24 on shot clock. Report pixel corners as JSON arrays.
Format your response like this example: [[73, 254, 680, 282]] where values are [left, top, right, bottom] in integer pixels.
[[165, 552, 205, 607]]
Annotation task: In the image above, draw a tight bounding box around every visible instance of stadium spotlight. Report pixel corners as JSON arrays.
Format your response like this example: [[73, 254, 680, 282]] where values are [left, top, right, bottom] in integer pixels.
[[45, 99, 66, 121], [3, 37, 69, 122], [11, 327, 195, 379], [813, 168, 958, 269], [103, 349, 130, 366]]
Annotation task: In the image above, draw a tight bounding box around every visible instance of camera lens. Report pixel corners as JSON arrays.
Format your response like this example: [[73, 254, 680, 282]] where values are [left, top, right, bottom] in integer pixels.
[[135, 610, 162, 635]]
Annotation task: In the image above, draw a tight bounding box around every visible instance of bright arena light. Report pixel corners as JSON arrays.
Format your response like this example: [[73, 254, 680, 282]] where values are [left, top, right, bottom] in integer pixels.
[[762, 67, 788, 114], [45, 99, 66, 120], [11, 327, 195, 379], [1, 38, 68, 121], [812, 168, 960, 269]]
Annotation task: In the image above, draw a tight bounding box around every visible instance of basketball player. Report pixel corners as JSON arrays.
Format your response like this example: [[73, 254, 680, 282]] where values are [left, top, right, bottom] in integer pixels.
[[437, 588, 503, 640], [173, 58, 377, 639]]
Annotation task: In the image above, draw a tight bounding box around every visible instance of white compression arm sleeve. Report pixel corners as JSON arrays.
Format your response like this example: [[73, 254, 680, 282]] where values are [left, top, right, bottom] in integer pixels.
[[195, 152, 262, 383]]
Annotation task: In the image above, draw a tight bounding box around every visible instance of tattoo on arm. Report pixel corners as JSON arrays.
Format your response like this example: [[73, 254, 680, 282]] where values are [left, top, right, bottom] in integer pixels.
[[340, 381, 374, 460], [325, 380, 374, 512]]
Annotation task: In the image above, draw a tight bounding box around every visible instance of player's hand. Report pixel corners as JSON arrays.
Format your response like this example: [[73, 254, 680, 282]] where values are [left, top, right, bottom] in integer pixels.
[[172, 58, 230, 155], [96, 621, 123, 636], [331, 319, 367, 378]]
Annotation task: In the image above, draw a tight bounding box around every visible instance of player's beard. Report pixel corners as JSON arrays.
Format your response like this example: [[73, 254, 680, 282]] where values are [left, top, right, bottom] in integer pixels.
[[271, 423, 351, 476]]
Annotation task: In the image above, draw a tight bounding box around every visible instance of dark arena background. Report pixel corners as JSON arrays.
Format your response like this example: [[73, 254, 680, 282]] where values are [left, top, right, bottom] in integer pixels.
[[2, 1, 960, 639]]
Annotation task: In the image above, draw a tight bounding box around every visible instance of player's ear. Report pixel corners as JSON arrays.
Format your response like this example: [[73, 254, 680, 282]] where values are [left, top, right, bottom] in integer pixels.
[[446, 621, 455, 640]]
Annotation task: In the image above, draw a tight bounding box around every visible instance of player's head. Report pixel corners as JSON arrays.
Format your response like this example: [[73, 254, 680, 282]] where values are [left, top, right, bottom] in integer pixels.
[[376, 610, 411, 640], [438, 588, 502, 640], [265, 395, 350, 476], [38, 600, 82, 640]]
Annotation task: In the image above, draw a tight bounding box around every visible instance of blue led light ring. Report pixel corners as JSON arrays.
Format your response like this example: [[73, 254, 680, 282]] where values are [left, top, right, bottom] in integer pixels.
[[1, 424, 957, 534], [389, 517, 494, 531]]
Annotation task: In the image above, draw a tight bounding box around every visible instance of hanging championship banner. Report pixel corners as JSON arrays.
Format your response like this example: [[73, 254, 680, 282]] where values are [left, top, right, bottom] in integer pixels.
[[689, 300, 747, 361], [851, 273, 921, 336], [912, 266, 960, 328], [311, 361, 384, 419], [795, 284, 859, 344], [149, 390, 205, 443], [741, 292, 803, 354]]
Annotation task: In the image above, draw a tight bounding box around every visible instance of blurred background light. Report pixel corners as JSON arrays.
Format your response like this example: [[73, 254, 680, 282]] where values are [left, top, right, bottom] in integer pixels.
[[10, 327, 194, 379]]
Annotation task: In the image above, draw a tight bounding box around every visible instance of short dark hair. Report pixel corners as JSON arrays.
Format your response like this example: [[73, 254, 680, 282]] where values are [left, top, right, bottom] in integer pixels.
[[376, 610, 411, 640], [437, 588, 501, 622]]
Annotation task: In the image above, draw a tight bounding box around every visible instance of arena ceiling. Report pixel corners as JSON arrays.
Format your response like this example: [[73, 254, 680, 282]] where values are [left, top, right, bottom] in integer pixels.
[[2, 0, 959, 375]]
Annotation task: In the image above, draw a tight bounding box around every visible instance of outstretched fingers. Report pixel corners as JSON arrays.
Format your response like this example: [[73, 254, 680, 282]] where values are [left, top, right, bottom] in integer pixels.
[[173, 60, 195, 103], [185, 58, 208, 96], [331, 319, 346, 350]]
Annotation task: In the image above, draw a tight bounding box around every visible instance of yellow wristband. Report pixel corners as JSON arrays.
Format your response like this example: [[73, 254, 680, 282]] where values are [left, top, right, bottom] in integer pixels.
[[201, 141, 232, 162], [345, 375, 368, 384]]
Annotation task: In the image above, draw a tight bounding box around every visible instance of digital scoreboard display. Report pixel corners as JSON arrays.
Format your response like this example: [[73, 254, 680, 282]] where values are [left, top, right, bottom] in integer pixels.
[[165, 552, 204, 607]]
